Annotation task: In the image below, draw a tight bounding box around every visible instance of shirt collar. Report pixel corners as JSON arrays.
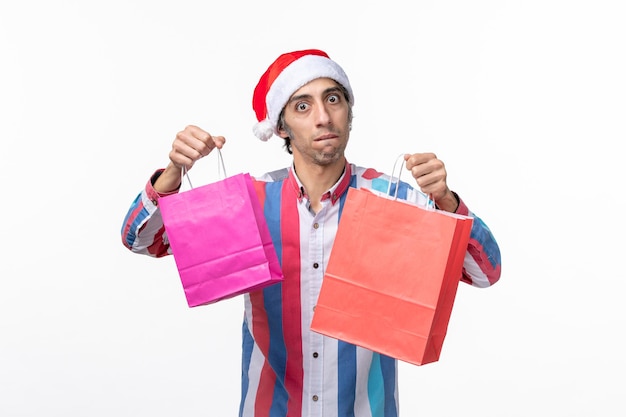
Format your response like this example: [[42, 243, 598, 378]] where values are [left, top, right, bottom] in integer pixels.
[[288, 160, 352, 206]]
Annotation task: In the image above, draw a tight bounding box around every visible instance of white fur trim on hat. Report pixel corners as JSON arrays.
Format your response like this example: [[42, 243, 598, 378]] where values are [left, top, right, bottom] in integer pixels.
[[252, 54, 353, 141]]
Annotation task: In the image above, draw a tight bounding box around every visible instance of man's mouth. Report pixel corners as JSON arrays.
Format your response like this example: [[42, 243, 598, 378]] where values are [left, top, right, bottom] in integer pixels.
[[315, 134, 337, 141]]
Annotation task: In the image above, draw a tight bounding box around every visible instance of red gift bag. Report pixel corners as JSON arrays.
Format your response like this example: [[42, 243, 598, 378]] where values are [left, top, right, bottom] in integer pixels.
[[159, 150, 283, 307], [310, 157, 473, 365]]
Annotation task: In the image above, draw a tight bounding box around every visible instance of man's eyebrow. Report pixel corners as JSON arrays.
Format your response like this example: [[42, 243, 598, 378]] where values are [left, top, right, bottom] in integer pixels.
[[288, 86, 342, 104], [287, 93, 312, 104]]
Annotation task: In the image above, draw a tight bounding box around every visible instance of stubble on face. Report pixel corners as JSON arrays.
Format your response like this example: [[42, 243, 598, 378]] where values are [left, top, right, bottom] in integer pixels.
[[281, 79, 351, 168], [286, 124, 348, 166]]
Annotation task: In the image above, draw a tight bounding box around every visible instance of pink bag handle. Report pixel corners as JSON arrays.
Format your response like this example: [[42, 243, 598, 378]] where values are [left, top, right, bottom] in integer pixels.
[[386, 153, 434, 209], [180, 148, 227, 190]]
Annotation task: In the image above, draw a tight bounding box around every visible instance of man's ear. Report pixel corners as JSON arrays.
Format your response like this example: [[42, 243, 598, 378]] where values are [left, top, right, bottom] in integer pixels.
[[277, 126, 289, 139]]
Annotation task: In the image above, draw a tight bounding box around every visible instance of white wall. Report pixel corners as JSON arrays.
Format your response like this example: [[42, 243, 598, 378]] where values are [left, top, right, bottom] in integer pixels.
[[1, 1, 624, 415]]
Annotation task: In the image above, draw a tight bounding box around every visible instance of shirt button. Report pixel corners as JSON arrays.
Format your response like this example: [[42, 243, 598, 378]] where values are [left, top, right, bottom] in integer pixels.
[[151, 199, 158, 206], [313, 352, 319, 358], [313, 223, 319, 229], [312, 395, 319, 402], [313, 263, 319, 269]]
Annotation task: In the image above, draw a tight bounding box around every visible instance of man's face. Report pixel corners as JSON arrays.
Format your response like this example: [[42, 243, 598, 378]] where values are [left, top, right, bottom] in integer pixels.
[[278, 77, 351, 167]]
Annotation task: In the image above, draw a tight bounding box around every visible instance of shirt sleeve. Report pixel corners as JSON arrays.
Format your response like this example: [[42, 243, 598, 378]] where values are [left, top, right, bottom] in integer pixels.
[[454, 194, 502, 288], [120, 169, 179, 258]]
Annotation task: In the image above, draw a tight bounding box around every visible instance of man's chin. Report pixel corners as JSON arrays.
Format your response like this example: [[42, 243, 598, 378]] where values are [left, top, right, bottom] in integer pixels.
[[314, 150, 344, 165]]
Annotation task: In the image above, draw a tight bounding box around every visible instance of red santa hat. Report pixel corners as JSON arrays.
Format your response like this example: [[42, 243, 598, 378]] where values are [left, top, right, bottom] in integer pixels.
[[252, 49, 354, 141]]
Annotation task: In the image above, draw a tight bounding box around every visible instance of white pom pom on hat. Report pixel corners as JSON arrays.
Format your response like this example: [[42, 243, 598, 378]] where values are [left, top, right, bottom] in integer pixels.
[[252, 119, 275, 142], [252, 49, 354, 141]]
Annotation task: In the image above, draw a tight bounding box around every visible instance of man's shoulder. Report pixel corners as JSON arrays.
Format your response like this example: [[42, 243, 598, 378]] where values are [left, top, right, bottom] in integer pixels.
[[254, 167, 289, 183], [352, 164, 387, 181]]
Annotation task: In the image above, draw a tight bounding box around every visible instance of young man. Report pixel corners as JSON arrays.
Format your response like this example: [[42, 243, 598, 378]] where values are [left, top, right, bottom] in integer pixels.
[[121, 49, 501, 417]]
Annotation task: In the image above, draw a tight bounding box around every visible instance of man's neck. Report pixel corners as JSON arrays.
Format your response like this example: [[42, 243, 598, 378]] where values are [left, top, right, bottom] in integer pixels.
[[292, 156, 346, 209]]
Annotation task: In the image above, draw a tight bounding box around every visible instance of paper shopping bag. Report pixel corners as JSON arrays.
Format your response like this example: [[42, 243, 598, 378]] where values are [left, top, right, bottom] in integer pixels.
[[310, 186, 473, 366], [158, 155, 283, 307]]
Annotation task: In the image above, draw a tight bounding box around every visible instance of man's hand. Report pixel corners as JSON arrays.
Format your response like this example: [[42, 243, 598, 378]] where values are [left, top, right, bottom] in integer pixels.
[[154, 125, 226, 194], [404, 153, 458, 212]]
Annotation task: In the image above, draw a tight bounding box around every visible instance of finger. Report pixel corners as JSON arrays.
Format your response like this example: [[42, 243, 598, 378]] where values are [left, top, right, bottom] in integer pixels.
[[404, 152, 435, 170], [211, 135, 226, 149], [169, 147, 196, 170], [417, 168, 448, 199], [198, 135, 227, 157], [187, 128, 226, 154], [173, 133, 204, 160], [177, 128, 216, 158]]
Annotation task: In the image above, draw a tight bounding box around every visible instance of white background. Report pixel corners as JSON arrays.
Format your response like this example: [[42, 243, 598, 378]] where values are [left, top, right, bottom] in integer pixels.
[[1, 1, 625, 416]]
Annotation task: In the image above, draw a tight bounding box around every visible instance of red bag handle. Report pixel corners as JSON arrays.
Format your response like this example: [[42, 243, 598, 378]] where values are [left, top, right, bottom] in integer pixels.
[[386, 153, 434, 209]]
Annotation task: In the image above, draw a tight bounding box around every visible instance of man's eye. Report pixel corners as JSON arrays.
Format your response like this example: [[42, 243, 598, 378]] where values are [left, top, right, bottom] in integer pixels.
[[328, 94, 339, 103], [297, 103, 308, 111]]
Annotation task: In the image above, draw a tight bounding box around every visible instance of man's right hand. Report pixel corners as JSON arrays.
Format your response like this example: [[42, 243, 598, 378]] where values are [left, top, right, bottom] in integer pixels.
[[154, 125, 226, 194]]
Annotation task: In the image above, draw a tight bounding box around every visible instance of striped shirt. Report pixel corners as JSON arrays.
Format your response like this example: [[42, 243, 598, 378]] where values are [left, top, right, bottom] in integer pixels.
[[121, 161, 501, 417]]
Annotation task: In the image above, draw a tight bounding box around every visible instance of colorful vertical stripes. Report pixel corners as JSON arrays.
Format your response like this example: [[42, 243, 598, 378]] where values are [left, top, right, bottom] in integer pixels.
[[121, 162, 502, 417]]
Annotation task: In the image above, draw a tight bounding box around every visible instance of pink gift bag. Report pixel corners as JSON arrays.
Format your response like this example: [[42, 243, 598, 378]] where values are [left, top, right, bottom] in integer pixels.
[[159, 150, 283, 307]]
